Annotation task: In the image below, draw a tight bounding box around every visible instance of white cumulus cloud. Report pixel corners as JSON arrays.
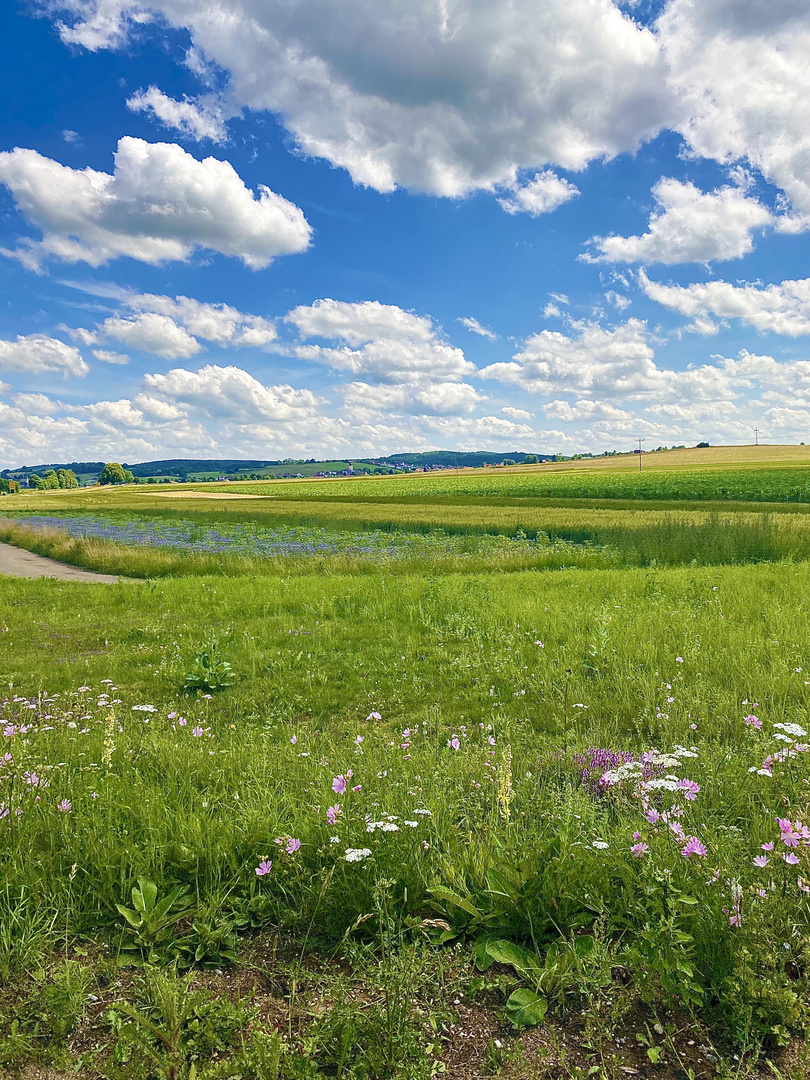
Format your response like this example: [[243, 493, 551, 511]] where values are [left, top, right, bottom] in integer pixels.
[[0, 137, 311, 270], [93, 349, 130, 365], [659, 0, 810, 218], [0, 334, 89, 378], [287, 299, 474, 383], [341, 380, 485, 416], [480, 319, 665, 398], [584, 178, 773, 264], [143, 364, 324, 421], [127, 86, 228, 142], [101, 313, 202, 360], [640, 271, 810, 337], [498, 171, 579, 217], [47, 0, 670, 197]]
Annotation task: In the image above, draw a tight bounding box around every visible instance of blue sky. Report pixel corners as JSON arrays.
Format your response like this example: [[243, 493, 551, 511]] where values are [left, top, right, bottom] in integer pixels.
[[2, 0, 810, 466]]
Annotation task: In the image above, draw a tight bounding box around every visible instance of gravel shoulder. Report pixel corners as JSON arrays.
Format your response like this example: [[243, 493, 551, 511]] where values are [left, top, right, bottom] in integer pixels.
[[0, 541, 125, 582]]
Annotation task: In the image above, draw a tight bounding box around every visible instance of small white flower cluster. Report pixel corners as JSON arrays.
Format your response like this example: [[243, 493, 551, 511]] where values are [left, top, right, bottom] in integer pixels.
[[643, 776, 682, 792], [600, 746, 699, 790], [774, 722, 808, 738], [345, 848, 372, 863], [131, 704, 157, 713]]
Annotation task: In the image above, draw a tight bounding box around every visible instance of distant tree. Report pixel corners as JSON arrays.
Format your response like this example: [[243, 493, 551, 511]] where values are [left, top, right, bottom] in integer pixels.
[[502, 458, 516, 466], [523, 454, 539, 464], [696, 442, 710, 448], [98, 462, 134, 485], [56, 468, 79, 489], [41, 470, 60, 489]]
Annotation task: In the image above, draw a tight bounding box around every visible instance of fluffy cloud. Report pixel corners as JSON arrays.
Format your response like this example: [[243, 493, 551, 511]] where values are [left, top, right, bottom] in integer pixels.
[[480, 319, 666, 398], [0, 333, 89, 378], [128, 294, 277, 347], [542, 399, 631, 421], [341, 380, 485, 416], [286, 299, 435, 347], [498, 171, 579, 217], [101, 314, 202, 360], [640, 271, 810, 336], [93, 349, 130, 364], [48, 0, 670, 197], [42, 0, 810, 224], [143, 364, 323, 421], [584, 178, 773, 264], [659, 0, 810, 217], [457, 317, 496, 340], [501, 406, 534, 420], [65, 289, 278, 360], [127, 87, 228, 142], [0, 137, 311, 269], [287, 299, 474, 383]]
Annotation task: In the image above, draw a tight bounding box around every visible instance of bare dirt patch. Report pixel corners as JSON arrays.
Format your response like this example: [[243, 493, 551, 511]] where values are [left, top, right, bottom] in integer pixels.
[[0, 542, 123, 583]]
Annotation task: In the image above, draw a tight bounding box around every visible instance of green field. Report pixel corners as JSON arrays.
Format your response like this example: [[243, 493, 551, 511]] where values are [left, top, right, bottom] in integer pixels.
[[2, 449, 810, 1078]]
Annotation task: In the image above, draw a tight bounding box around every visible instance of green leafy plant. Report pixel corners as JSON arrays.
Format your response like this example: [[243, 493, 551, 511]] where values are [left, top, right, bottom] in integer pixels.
[[182, 634, 236, 694], [108, 966, 253, 1080], [116, 879, 193, 965], [475, 935, 596, 1028]]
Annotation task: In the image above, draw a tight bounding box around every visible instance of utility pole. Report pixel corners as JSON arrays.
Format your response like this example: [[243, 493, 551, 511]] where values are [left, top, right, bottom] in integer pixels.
[[754, 427, 759, 446], [637, 437, 645, 470]]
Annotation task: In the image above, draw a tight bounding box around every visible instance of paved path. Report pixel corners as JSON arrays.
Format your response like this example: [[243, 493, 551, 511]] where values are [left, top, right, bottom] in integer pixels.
[[0, 542, 124, 582]]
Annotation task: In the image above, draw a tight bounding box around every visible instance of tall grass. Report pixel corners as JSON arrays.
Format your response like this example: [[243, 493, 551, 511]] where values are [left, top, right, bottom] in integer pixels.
[[3, 560, 810, 1060], [3, 508, 810, 577]]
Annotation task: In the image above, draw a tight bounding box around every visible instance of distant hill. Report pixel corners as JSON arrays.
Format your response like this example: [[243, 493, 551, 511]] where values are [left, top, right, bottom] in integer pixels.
[[2, 461, 105, 479], [3, 450, 552, 483], [371, 451, 551, 467]]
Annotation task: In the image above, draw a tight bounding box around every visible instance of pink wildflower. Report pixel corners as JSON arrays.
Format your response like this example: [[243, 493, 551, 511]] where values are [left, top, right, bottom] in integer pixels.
[[367, 711, 382, 720], [447, 737, 460, 750], [332, 775, 347, 795], [644, 808, 660, 826], [678, 778, 700, 801], [192, 726, 204, 737], [326, 804, 341, 824], [753, 855, 769, 868], [631, 842, 649, 858], [255, 860, 272, 876], [744, 714, 762, 729], [58, 799, 71, 813], [285, 838, 301, 854], [762, 841, 774, 850], [681, 836, 707, 858], [783, 852, 801, 865], [799, 877, 810, 893]]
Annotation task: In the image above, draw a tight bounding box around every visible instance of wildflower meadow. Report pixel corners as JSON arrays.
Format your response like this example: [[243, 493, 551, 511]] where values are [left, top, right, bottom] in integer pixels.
[[3, 465, 810, 1076]]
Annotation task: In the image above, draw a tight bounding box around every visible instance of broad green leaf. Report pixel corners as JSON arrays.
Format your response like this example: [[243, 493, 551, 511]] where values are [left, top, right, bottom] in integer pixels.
[[136, 878, 158, 913], [428, 885, 481, 920], [485, 939, 538, 975], [573, 934, 595, 957], [115, 904, 142, 930], [505, 989, 548, 1028], [472, 936, 495, 972]]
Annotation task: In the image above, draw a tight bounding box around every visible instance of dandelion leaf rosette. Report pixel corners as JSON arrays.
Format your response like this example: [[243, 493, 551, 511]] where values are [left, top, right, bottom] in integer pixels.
[[505, 988, 548, 1028]]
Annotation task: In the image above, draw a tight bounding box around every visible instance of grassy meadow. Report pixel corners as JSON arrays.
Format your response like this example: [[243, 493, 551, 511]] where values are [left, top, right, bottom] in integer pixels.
[[3, 448, 810, 1078]]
